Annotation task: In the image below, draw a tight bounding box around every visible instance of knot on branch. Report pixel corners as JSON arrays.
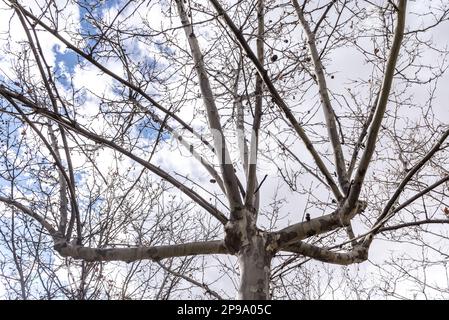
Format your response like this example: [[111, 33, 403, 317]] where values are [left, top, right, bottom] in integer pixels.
[[224, 221, 248, 255]]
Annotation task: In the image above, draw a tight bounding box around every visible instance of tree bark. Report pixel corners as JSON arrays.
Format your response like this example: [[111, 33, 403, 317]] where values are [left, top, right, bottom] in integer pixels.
[[237, 234, 272, 300]]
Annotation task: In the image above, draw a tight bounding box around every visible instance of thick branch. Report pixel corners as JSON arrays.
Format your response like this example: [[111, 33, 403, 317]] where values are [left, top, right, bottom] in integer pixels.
[[208, 0, 343, 202], [0, 193, 229, 264], [14, 7, 82, 241], [4, 96, 83, 240], [235, 98, 249, 179], [273, 212, 340, 249], [343, 0, 407, 216], [331, 173, 449, 249], [283, 241, 368, 265], [10, 1, 214, 154], [175, 0, 243, 212], [392, 173, 449, 214], [0, 86, 228, 224], [347, 94, 378, 179], [55, 240, 228, 262], [272, 201, 366, 249]]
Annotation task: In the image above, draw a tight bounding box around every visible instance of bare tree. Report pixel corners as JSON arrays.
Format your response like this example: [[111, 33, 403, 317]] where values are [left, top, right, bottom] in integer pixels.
[[0, 0, 449, 300]]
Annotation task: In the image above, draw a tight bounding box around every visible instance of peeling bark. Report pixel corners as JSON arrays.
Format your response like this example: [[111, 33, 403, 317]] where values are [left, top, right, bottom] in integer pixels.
[[237, 234, 272, 300], [55, 240, 228, 262]]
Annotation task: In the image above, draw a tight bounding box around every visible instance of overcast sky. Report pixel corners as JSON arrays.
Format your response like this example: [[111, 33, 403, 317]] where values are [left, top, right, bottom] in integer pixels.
[[1, 0, 449, 299]]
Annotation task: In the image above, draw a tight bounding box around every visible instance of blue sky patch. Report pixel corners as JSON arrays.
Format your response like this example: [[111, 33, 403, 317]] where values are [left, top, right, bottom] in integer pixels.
[[53, 44, 78, 87]]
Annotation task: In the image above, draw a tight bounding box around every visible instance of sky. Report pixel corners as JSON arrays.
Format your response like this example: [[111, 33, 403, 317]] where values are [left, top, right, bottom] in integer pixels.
[[0, 0, 449, 299]]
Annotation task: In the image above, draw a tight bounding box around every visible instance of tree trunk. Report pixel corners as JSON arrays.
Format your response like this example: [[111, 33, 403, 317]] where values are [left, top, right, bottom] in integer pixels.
[[237, 234, 272, 300]]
